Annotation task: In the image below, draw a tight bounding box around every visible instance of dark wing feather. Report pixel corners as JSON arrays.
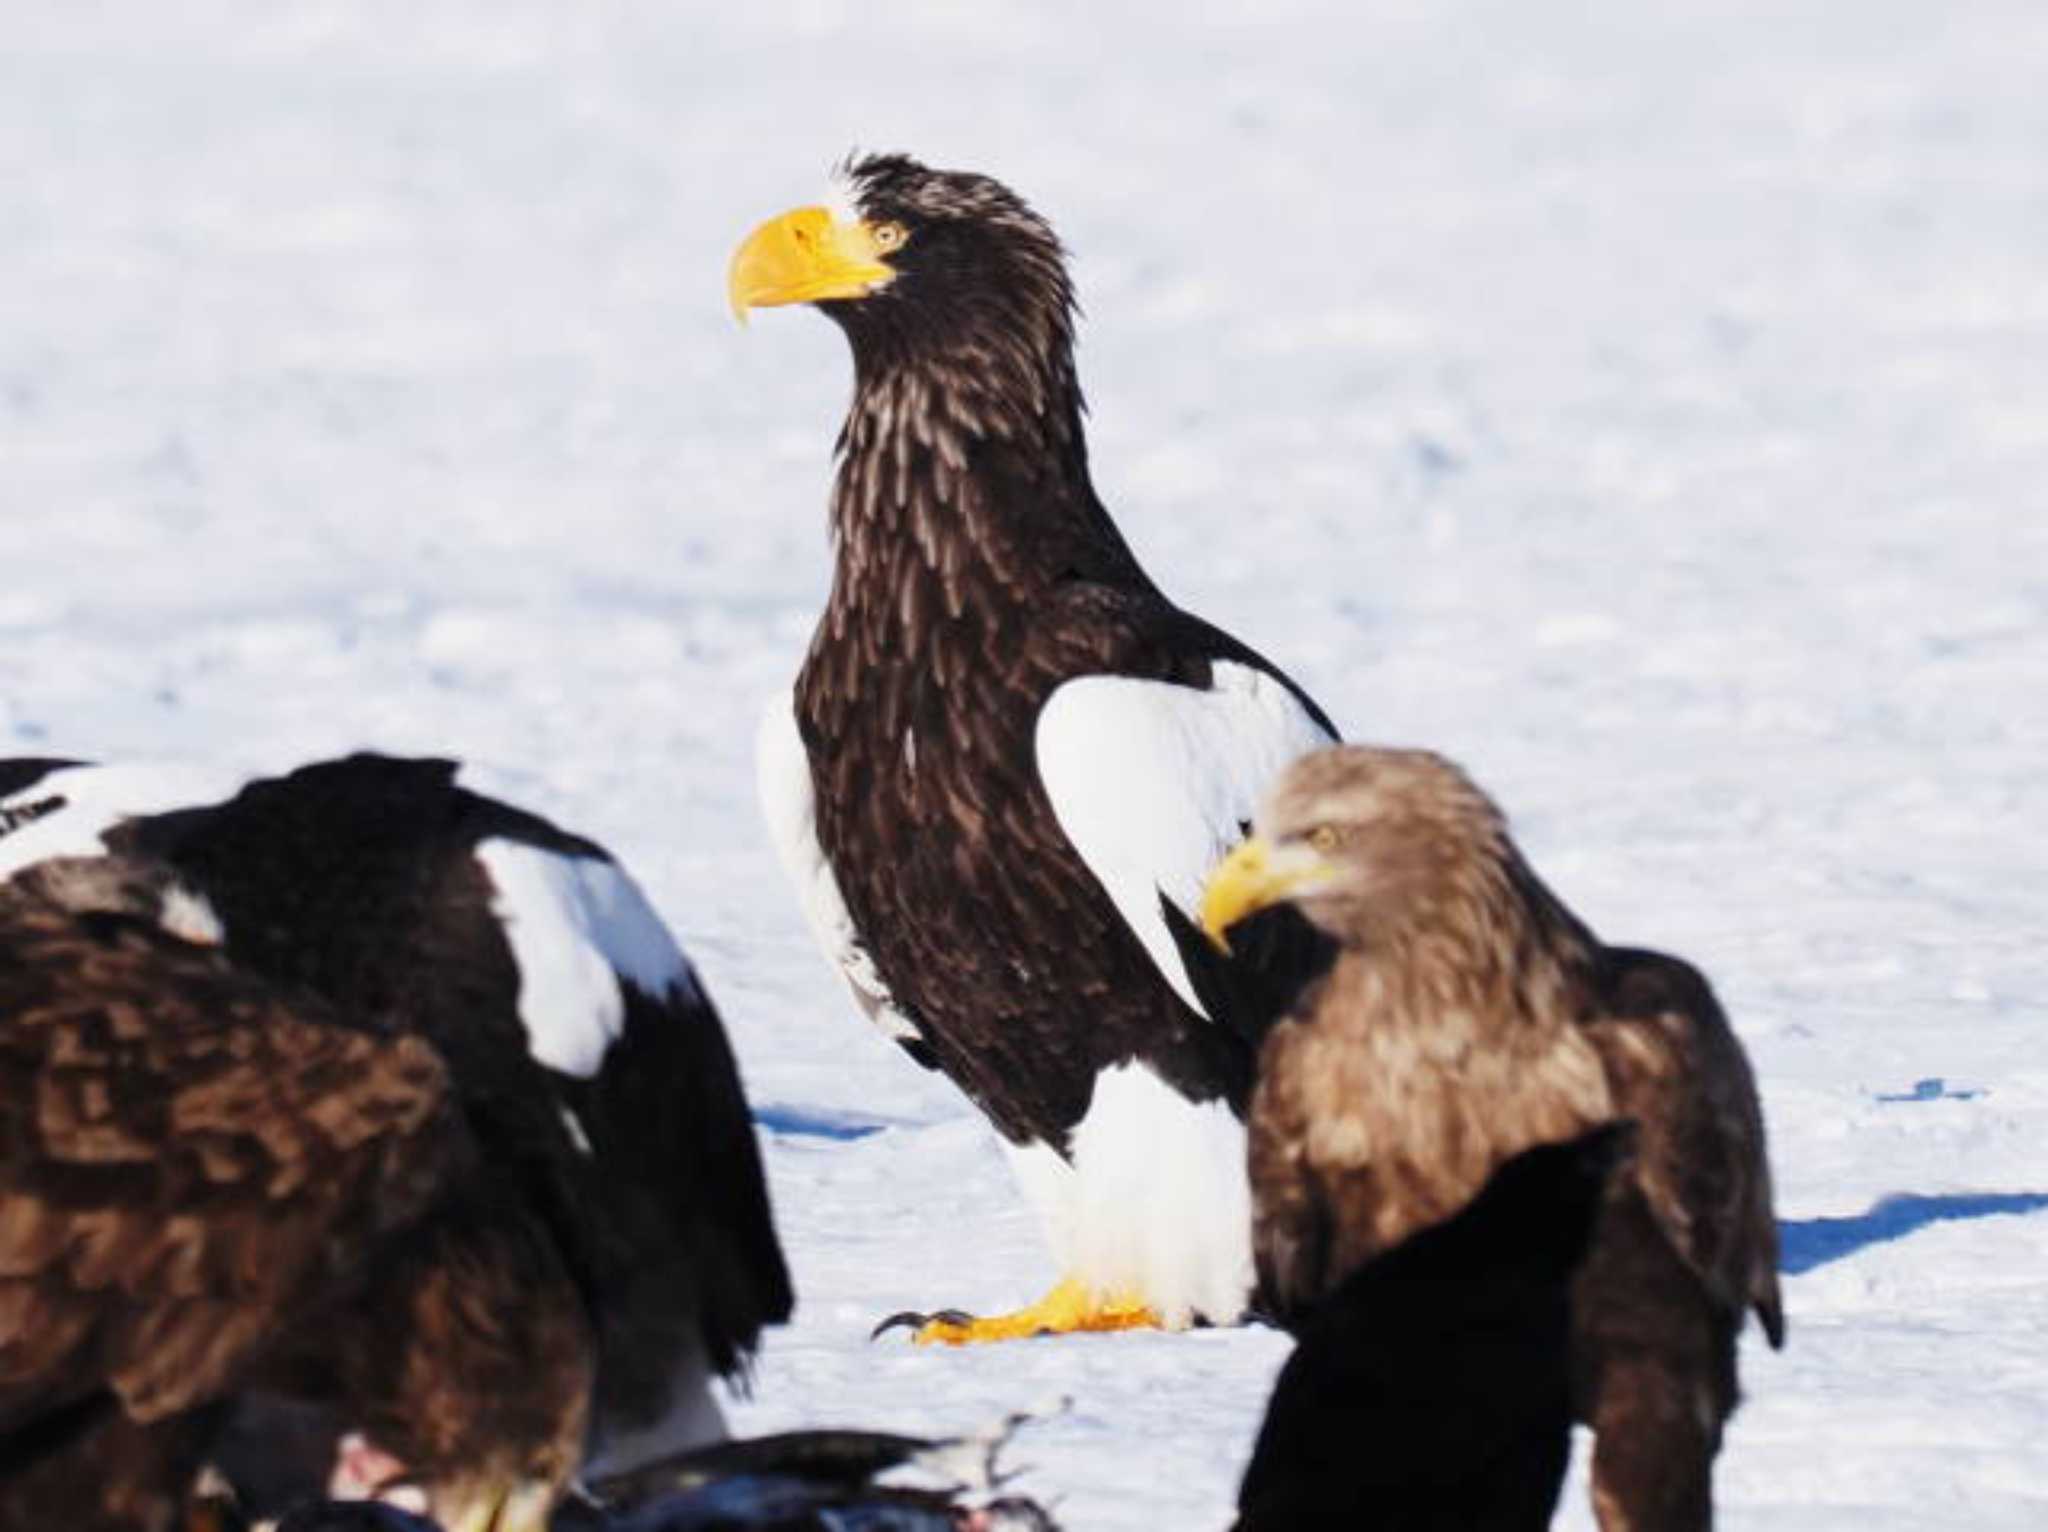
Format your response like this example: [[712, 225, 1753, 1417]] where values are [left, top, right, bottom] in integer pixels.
[[587, 1427, 938, 1507], [452, 777, 793, 1385], [554, 978, 793, 1391], [1237, 1128, 1629, 1531], [1587, 947, 1784, 1346], [1158, 896, 1336, 1056], [0, 759, 82, 802], [0, 889, 458, 1430]]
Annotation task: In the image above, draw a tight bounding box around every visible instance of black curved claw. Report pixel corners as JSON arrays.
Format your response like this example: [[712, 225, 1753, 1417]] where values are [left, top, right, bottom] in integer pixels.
[[870, 1310, 925, 1340], [870, 1307, 979, 1340]]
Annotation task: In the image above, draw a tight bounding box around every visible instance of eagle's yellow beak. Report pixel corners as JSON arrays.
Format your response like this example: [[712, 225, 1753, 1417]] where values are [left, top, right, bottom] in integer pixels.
[[728, 205, 896, 322], [1199, 836, 1333, 951]]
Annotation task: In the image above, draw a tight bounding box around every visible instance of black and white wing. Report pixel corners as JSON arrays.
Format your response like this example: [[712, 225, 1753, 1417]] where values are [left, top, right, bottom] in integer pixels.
[[468, 815, 795, 1390], [469, 829, 709, 1078], [1034, 657, 1337, 1020], [756, 692, 936, 1067]]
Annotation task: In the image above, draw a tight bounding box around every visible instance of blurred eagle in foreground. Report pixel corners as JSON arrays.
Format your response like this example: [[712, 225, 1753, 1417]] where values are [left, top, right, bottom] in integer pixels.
[[0, 755, 792, 1528], [0, 857, 589, 1532], [1235, 1125, 1634, 1532]]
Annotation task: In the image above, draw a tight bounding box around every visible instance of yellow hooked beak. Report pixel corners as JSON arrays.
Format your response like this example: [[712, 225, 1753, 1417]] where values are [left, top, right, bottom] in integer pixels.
[[728, 205, 897, 322], [1199, 836, 1334, 951]]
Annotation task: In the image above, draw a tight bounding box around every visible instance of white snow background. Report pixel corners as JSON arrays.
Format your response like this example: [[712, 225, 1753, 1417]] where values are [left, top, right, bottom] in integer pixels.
[[5, 2, 2045, 1526]]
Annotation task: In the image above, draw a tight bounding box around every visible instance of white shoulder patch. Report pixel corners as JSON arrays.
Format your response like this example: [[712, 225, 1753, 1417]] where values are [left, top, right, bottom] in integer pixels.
[[1035, 661, 1336, 1018], [0, 762, 249, 881], [755, 691, 921, 1045], [472, 838, 700, 1079]]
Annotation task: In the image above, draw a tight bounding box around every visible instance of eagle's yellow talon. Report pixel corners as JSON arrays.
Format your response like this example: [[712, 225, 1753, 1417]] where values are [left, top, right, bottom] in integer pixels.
[[905, 1276, 1164, 1345]]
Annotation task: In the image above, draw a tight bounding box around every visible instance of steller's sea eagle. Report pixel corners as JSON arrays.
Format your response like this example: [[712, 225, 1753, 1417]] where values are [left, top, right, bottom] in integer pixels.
[[0, 855, 591, 1532], [731, 154, 1338, 1343], [0, 753, 792, 1503], [1199, 744, 1784, 1532]]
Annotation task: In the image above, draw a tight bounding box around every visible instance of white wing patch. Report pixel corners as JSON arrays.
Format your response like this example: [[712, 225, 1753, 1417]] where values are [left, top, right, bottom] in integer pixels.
[[0, 761, 250, 880], [473, 838, 700, 1079], [1035, 661, 1337, 1018], [756, 691, 921, 1045]]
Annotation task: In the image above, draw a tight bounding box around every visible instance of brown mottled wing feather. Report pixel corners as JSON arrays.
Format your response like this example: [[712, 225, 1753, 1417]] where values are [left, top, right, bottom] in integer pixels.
[[1586, 947, 1784, 1347], [1245, 1020, 1336, 1323], [0, 896, 459, 1430]]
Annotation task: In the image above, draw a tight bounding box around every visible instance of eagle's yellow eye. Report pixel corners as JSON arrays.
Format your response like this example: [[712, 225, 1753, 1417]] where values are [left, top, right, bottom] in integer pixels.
[[871, 221, 908, 253], [1306, 825, 1342, 854]]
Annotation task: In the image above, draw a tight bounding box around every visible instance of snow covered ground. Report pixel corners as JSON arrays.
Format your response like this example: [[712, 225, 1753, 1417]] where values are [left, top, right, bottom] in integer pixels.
[[5, 2, 2044, 1525]]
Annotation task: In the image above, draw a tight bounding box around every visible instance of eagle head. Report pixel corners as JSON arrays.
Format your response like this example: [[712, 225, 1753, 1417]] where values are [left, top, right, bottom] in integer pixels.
[[1201, 746, 1518, 949], [729, 154, 1075, 371]]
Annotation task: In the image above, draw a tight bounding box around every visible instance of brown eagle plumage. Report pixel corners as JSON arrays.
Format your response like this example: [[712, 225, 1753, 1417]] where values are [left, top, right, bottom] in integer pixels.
[[0, 858, 590, 1532], [1199, 745, 1783, 1532]]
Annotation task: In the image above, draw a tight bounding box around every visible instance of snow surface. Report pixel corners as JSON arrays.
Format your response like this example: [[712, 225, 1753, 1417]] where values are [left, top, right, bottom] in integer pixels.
[[5, 2, 2044, 1527]]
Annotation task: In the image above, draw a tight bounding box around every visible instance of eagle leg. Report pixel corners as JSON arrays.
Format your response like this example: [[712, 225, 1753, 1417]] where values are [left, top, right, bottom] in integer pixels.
[[873, 1277, 1164, 1346]]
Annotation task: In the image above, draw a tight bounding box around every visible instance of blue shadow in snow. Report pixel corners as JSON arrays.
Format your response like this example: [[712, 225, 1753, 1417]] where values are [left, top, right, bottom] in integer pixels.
[[752, 1103, 890, 1142], [1780, 1192, 2048, 1275], [1873, 1076, 1984, 1103]]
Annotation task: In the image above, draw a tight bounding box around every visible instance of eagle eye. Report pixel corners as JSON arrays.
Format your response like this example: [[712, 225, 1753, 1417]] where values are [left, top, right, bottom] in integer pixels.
[[1306, 824, 1343, 854], [871, 221, 908, 253]]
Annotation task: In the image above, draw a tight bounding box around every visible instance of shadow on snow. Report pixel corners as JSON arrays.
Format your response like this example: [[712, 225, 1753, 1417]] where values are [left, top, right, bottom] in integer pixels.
[[1780, 1191, 2048, 1275], [752, 1103, 892, 1141]]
